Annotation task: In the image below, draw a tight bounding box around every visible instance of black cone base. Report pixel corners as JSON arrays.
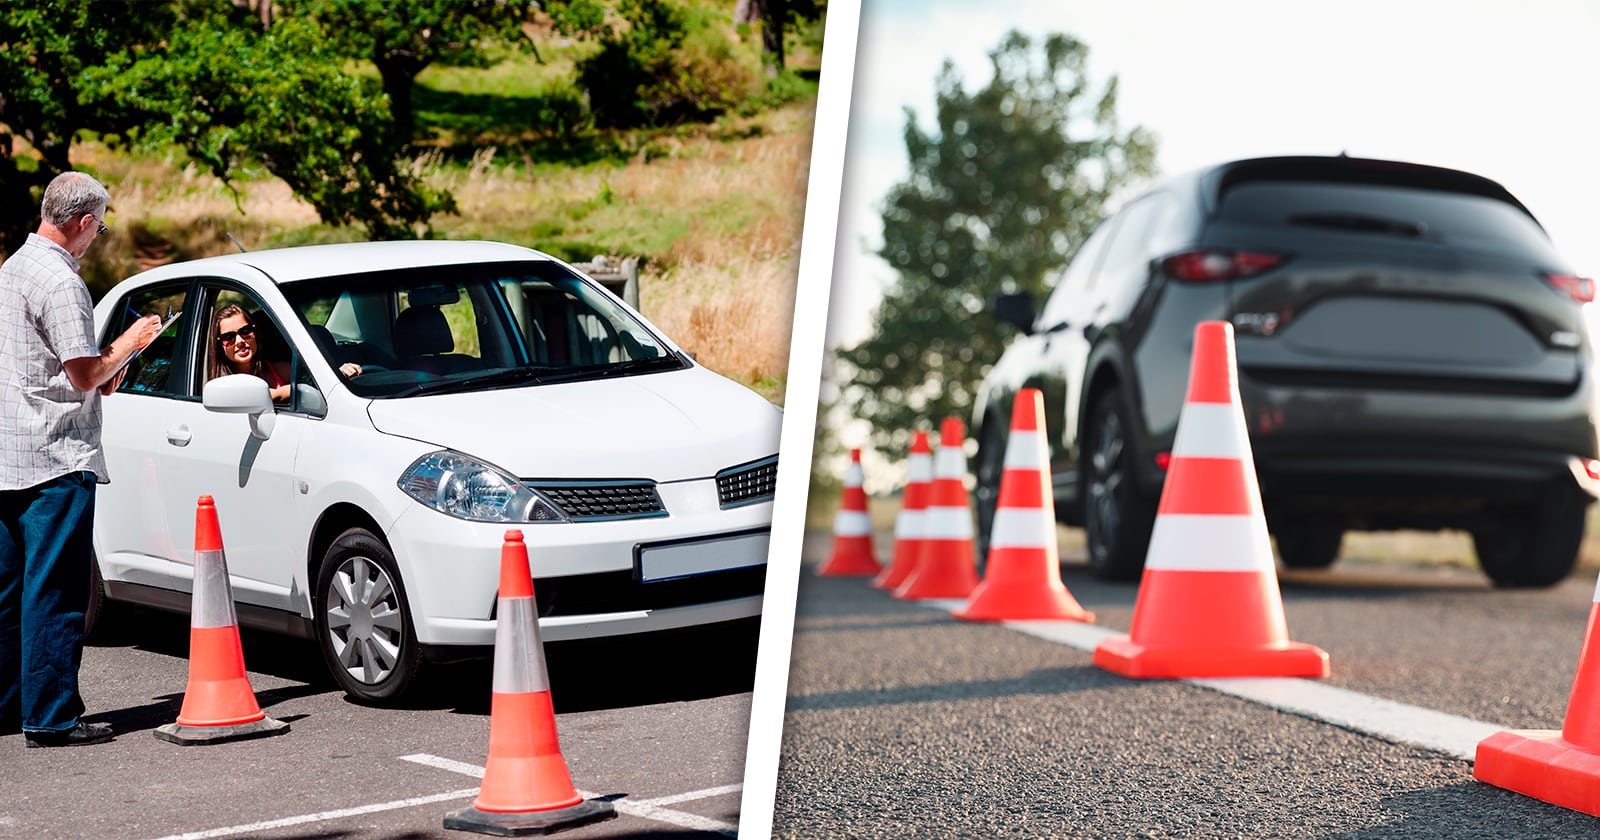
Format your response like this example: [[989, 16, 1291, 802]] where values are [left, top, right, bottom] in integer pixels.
[[444, 798, 617, 836], [153, 716, 290, 746]]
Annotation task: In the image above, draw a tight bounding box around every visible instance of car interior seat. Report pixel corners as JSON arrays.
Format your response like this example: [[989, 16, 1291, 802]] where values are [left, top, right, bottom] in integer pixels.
[[393, 305, 477, 375]]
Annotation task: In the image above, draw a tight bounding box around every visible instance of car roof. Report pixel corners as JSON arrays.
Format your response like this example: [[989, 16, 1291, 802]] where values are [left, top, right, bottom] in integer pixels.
[[128, 240, 556, 286]]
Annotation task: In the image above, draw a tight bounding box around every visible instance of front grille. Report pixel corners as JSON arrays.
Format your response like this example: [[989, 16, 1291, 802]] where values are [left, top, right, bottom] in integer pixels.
[[530, 480, 665, 521], [716, 455, 778, 508]]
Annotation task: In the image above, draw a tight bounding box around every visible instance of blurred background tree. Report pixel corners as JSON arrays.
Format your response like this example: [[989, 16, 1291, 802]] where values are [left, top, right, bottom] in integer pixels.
[[832, 30, 1156, 457]]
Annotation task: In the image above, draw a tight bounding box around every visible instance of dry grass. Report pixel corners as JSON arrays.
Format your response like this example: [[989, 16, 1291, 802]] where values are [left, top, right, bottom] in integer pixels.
[[68, 103, 815, 403]]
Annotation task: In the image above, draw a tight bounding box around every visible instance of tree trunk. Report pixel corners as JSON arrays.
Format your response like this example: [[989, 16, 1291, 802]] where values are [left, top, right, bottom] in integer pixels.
[[735, 0, 785, 76]]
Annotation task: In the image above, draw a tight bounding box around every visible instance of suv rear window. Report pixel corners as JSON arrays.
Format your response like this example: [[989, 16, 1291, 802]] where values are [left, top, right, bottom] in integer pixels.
[[1215, 182, 1561, 263]]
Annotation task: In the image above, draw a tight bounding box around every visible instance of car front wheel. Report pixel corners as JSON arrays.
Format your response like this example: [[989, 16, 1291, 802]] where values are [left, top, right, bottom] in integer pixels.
[[1471, 495, 1588, 588], [313, 528, 425, 704], [1083, 389, 1158, 581]]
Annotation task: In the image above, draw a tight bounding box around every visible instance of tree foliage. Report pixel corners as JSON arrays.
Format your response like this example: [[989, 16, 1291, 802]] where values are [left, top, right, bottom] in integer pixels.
[[835, 31, 1157, 455], [0, 0, 453, 254], [282, 0, 537, 140], [555, 0, 765, 127]]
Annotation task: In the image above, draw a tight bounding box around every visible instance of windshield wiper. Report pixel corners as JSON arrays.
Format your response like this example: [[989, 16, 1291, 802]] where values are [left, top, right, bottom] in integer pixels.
[[390, 365, 561, 399], [1288, 212, 1427, 238]]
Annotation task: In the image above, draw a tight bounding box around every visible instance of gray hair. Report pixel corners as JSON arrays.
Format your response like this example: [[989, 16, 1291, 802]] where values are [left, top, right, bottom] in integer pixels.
[[39, 172, 110, 229]]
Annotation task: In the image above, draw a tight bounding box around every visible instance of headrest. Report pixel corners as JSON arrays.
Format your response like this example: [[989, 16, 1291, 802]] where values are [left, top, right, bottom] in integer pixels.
[[393, 305, 453, 357]]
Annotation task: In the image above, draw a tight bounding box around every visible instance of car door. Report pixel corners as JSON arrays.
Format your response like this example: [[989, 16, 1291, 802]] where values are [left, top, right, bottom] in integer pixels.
[[155, 283, 317, 614], [98, 280, 200, 593]]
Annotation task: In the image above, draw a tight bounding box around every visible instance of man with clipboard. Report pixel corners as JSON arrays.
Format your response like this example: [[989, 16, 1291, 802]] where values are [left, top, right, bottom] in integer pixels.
[[0, 172, 163, 748]]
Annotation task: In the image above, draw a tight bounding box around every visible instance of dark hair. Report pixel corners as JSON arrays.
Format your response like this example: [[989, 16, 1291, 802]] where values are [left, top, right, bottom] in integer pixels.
[[208, 303, 270, 382]]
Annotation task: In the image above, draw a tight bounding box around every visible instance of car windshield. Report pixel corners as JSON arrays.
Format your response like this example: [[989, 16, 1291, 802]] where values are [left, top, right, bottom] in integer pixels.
[[279, 259, 684, 398]]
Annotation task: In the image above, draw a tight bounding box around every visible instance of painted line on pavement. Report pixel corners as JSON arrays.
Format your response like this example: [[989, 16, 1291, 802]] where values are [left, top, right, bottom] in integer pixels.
[[913, 602, 1504, 761], [147, 788, 479, 840], [402, 753, 740, 836]]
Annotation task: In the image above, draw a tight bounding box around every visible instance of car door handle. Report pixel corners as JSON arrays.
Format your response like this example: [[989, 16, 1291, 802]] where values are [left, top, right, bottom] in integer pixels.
[[166, 426, 192, 447]]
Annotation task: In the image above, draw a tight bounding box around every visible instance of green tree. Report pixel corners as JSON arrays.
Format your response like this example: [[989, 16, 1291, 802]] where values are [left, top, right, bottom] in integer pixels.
[[0, 0, 177, 252], [0, 1, 453, 254], [282, 0, 537, 141], [835, 30, 1156, 455], [90, 5, 454, 239]]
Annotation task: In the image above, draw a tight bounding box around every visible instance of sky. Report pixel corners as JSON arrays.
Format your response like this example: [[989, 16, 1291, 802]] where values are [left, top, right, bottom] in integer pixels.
[[826, 0, 1600, 350]]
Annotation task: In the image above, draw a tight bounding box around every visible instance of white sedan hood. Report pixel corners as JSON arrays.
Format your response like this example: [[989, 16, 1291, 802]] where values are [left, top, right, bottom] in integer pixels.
[[365, 366, 781, 481]]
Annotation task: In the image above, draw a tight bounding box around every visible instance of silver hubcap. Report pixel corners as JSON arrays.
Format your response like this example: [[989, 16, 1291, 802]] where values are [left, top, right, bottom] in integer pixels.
[[324, 555, 404, 686]]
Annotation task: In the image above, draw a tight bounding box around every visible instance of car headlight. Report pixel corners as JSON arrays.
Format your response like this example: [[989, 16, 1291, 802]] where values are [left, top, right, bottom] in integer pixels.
[[398, 451, 568, 523]]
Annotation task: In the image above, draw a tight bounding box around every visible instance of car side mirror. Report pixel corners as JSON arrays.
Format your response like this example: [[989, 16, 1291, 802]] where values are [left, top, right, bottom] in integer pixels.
[[992, 292, 1037, 335], [202, 373, 277, 440]]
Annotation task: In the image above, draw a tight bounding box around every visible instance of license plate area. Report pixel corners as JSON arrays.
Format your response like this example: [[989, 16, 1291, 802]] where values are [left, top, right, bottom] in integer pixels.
[[636, 529, 770, 583]]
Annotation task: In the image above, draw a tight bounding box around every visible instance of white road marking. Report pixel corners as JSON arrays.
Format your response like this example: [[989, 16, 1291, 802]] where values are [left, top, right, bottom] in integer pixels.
[[401, 753, 741, 836], [940, 607, 1505, 761], [146, 788, 480, 840]]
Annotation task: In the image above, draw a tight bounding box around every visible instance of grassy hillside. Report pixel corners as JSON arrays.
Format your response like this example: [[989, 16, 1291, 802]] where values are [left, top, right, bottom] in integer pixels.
[[73, 46, 815, 404]]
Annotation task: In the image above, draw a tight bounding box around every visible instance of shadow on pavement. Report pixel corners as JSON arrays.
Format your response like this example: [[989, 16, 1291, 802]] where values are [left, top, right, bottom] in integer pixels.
[[1315, 779, 1596, 839], [784, 665, 1113, 714]]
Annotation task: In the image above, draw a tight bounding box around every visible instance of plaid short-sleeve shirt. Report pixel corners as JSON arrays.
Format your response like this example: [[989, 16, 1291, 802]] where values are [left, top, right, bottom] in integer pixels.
[[0, 233, 107, 489]]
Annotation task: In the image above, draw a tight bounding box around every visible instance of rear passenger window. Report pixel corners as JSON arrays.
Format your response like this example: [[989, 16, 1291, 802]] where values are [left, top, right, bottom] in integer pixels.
[[1217, 183, 1559, 262]]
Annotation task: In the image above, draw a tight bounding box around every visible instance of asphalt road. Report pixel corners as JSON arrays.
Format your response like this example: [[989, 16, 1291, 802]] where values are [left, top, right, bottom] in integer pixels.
[[0, 607, 759, 839], [771, 531, 1600, 838]]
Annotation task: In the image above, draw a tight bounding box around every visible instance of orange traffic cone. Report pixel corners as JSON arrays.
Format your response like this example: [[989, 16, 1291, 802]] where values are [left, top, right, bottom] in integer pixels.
[[1474, 572, 1600, 815], [444, 530, 616, 835], [895, 417, 980, 600], [154, 496, 290, 745], [1093, 321, 1329, 679], [818, 448, 881, 576], [873, 430, 933, 590], [956, 389, 1092, 622]]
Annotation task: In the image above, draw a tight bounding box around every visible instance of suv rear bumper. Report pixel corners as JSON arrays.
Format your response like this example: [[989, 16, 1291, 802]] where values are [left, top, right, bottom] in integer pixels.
[[1250, 440, 1599, 530]]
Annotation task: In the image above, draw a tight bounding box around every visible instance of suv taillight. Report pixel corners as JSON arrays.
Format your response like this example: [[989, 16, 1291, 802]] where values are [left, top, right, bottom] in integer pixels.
[[1545, 273, 1595, 304], [1163, 250, 1283, 282]]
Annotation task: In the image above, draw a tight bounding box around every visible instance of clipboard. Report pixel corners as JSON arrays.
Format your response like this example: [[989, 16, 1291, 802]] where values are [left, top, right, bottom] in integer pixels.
[[115, 308, 182, 374]]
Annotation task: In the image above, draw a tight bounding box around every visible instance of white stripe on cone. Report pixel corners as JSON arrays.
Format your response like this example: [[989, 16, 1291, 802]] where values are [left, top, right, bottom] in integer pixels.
[[987, 506, 1055, 549], [192, 548, 238, 630], [491, 597, 550, 694], [893, 509, 925, 538], [833, 510, 873, 537], [1143, 514, 1275, 573], [1171, 403, 1254, 459], [923, 507, 975, 540], [1001, 431, 1046, 469]]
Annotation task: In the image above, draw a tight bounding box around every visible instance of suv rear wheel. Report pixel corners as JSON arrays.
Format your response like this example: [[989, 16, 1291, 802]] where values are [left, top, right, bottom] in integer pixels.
[[1471, 495, 1588, 588], [1274, 522, 1344, 570], [1083, 389, 1158, 581], [972, 415, 1007, 565]]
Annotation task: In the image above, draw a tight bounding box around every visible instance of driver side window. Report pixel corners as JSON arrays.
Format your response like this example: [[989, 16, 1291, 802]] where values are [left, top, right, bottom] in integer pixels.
[[199, 287, 323, 417]]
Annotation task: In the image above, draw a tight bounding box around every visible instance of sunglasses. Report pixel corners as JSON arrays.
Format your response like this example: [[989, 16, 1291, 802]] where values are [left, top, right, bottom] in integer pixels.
[[95, 218, 109, 236], [218, 324, 256, 346]]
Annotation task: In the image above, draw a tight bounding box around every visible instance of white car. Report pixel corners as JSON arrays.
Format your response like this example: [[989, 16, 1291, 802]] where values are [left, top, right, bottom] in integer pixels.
[[88, 240, 780, 703]]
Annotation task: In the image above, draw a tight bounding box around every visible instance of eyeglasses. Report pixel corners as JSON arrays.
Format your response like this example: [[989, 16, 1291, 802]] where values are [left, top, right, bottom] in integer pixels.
[[218, 325, 256, 346], [93, 217, 108, 236]]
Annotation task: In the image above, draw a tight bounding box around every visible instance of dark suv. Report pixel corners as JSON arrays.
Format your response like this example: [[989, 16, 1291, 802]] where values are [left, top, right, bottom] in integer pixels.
[[974, 155, 1600, 587]]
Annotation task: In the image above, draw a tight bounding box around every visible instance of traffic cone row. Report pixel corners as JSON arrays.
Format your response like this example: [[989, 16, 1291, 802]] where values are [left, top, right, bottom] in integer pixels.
[[825, 321, 1327, 679]]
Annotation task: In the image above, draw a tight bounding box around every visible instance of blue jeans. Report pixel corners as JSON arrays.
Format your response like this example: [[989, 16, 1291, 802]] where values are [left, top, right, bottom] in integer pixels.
[[0, 471, 96, 734]]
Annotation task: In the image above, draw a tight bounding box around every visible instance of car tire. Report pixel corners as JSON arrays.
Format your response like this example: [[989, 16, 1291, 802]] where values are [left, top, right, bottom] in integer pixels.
[[313, 528, 425, 704], [1274, 522, 1344, 570], [1471, 496, 1589, 588], [972, 414, 1007, 566], [1083, 389, 1158, 581]]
